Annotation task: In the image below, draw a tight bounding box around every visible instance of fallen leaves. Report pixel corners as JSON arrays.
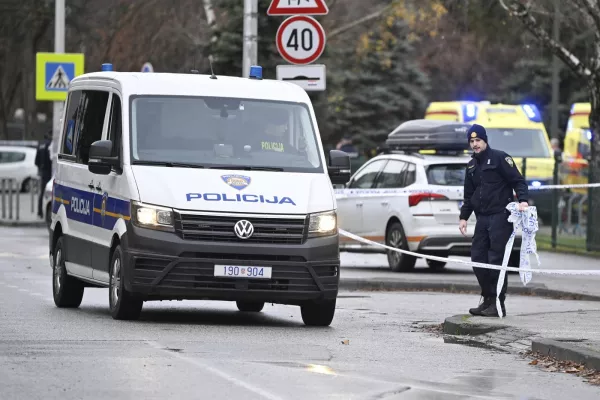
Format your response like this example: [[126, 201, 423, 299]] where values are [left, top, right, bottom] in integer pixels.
[[525, 351, 600, 386]]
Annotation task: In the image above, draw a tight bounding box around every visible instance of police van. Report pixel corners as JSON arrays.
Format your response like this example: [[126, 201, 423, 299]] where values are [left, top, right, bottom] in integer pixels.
[[49, 64, 351, 326]]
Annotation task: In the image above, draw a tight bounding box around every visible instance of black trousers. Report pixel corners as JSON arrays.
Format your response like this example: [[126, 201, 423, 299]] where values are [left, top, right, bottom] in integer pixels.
[[471, 211, 513, 299], [37, 175, 51, 216]]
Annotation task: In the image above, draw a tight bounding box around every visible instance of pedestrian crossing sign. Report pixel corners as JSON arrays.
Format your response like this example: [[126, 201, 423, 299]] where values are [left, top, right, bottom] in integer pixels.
[[36, 52, 85, 101]]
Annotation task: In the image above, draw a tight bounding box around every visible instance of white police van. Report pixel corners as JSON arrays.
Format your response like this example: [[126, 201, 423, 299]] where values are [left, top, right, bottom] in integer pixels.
[[49, 64, 351, 326]]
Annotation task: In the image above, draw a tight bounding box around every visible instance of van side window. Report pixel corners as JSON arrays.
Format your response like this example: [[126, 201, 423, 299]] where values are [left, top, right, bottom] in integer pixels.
[[74, 90, 109, 165], [107, 94, 122, 158], [61, 90, 82, 155]]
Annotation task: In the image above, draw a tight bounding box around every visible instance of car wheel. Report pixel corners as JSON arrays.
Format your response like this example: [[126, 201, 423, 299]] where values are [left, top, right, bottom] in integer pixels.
[[426, 259, 446, 271], [236, 301, 265, 312], [20, 178, 31, 193], [109, 245, 143, 320], [301, 299, 336, 327], [52, 236, 84, 308], [386, 221, 416, 272]]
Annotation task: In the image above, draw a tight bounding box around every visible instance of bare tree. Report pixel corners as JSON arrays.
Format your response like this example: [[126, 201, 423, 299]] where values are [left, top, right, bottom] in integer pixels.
[[499, 0, 600, 250]]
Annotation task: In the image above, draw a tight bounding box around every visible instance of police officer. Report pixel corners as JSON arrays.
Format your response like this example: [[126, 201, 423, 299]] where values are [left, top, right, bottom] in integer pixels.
[[35, 131, 53, 218], [459, 124, 529, 317]]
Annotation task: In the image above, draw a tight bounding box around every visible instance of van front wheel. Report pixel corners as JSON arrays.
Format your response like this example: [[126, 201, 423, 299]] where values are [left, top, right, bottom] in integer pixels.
[[109, 245, 143, 320], [301, 299, 336, 327]]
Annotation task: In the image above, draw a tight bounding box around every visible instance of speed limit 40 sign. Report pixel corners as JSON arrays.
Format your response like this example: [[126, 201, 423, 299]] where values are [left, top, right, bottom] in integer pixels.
[[276, 15, 326, 65]]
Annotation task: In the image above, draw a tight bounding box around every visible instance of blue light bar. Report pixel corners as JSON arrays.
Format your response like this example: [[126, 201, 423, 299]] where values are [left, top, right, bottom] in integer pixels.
[[531, 180, 542, 187], [461, 103, 478, 122], [585, 129, 593, 141], [249, 65, 262, 80], [101, 63, 113, 72], [521, 104, 542, 122]]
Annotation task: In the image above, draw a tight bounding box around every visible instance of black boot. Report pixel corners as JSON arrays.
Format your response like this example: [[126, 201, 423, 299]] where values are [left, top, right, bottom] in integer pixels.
[[480, 302, 501, 317], [469, 296, 492, 316]]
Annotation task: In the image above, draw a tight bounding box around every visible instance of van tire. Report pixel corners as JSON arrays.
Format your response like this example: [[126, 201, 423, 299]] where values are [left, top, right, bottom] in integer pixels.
[[52, 236, 84, 308], [109, 245, 143, 320], [301, 299, 336, 327], [236, 301, 264, 312], [386, 221, 416, 272]]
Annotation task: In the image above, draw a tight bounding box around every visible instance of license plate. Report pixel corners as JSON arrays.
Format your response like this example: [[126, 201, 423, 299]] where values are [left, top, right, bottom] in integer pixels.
[[214, 265, 272, 279]]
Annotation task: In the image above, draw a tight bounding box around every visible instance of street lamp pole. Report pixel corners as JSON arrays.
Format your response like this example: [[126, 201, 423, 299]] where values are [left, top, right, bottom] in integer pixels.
[[242, 0, 258, 78]]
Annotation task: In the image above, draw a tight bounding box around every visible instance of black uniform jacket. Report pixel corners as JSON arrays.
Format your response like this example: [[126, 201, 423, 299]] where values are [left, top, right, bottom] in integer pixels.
[[459, 146, 529, 220]]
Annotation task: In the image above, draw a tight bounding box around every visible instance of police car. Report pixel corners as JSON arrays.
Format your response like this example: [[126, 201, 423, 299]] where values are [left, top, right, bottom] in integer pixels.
[[337, 119, 521, 271], [48, 64, 351, 326]]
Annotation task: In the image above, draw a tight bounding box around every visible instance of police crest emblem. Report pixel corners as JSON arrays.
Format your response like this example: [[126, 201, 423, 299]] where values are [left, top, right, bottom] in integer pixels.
[[221, 175, 251, 191], [470, 132, 477, 138], [505, 156, 514, 167]]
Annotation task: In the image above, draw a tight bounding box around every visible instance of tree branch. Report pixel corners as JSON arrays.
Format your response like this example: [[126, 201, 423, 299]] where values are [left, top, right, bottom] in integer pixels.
[[499, 0, 593, 78], [572, 0, 600, 33], [328, 4, 394, 40]]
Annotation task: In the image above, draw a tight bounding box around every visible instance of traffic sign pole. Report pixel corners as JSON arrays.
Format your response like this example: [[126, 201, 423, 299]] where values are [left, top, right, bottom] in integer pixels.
[[242, 0, 258, 78], [52, 0, 65, 176]]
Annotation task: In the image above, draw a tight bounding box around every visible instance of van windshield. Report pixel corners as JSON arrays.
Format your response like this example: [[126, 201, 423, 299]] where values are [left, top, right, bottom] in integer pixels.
[[129, 95, 324, 173], [485, 128, 551, 158]]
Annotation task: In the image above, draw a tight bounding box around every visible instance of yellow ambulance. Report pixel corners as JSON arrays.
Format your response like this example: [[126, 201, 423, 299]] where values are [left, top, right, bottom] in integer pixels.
[[424, 101, 556, 222], [562, 102, 591, 195]]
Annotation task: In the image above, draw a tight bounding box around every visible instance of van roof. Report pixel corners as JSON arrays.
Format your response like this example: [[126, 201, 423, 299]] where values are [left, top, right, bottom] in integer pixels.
[[69, 71, 311, 103]]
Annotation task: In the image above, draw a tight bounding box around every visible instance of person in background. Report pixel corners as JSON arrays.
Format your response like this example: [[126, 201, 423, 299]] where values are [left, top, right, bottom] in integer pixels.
[[336, 135, 359, 158], [35, 130, 53, 218], [459, 124, 529, 317]]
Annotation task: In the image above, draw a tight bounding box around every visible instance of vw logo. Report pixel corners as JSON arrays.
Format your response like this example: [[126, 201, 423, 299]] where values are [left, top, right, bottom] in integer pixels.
[[234, 220, 254, 239]]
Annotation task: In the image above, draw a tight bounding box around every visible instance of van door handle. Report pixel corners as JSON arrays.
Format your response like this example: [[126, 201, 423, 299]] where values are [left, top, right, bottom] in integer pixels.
[[381, 201, 389, 206], [356, 202, 363, 207]]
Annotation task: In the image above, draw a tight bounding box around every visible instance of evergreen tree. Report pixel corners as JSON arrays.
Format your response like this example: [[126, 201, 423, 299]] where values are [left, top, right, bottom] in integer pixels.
[[328, 19, 430, 150], [206, 0, 281, 79]]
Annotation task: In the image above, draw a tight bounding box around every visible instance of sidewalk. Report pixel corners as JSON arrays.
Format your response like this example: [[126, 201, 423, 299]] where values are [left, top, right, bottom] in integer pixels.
[[442, 308, 600, 382], [340, 252, 600, 300]]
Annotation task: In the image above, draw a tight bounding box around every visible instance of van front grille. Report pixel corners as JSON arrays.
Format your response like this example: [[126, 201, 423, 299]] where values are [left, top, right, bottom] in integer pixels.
[[174, 213, 307, 245]]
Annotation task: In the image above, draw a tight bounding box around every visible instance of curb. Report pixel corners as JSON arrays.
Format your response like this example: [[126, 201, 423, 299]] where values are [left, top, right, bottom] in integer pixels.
[[532, 338, 600, 371], [0, 220, 46, 228], [339, 278, 600, 302], [442, 314, 509, 336]]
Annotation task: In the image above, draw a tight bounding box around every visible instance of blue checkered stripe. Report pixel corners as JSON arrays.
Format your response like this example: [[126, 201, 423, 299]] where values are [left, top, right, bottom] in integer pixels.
[[53, 183, 131, 229]]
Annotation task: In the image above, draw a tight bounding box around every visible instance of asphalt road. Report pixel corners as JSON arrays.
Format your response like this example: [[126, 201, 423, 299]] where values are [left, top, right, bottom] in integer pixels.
[[1, 227, 600, 399]]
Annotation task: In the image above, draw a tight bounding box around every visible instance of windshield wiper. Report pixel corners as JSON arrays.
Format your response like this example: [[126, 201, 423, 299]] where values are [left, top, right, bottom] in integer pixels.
[[133, 161, 205, 168], [208, 165, 284, 172]]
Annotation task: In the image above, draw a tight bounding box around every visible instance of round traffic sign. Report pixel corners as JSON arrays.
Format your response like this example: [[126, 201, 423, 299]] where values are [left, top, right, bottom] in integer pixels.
[[276, 16, 326, 65]]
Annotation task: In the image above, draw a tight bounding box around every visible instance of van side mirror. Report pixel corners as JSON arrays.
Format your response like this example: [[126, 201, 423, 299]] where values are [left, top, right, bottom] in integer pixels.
[[328, 150, 351, 185], [88, 140, 119, 175]]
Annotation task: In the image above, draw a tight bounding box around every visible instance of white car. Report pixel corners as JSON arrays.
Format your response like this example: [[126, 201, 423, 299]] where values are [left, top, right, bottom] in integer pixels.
[[0, 145, 38, 192], [43, 177, 54, 230], [336, 120, 521, 271]]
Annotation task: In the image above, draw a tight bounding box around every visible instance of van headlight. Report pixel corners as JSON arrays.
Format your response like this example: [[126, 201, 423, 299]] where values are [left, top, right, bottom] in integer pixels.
[[131, 201, 174, 232], [308, 210, 337, 238]]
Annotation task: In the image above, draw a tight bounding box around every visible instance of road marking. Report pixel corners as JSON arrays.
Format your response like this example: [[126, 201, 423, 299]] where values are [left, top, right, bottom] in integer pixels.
[[18, 289, 29, 293], [146, 341, 284, 400], [7, 285, 18, 289], [0, 253, 48, 259]]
